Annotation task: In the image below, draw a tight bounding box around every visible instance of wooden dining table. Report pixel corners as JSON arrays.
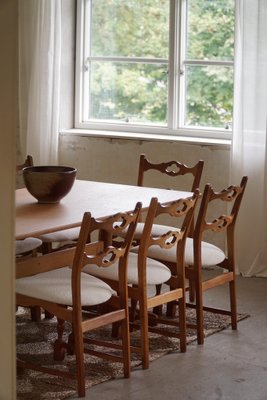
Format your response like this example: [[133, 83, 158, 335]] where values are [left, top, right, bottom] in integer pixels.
[[16, 179, 192, 240]]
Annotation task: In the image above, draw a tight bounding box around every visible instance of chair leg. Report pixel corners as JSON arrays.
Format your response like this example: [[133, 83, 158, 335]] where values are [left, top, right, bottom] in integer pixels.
[[188, 279, 195, 303], [166, 286, 177, 317], [41, 243, 55, 320], [229, 279, 237, 329], [139, 296, 149, 369], [166, 299, 177, 317], [41, 242, 53, 254], [73, 324, 86, 398], [195, 276, 204, 345], [67, 332, 75, 355], [111, 321, 121, 338], [129, 295, 139, 333], [153, 284, 163, 315], [129, 298, 138, 323], [44, 310, 54, 319], [30, 306, 41, 322], [178, 296, 187, 353], [54, 318, 67, 361], [120, 319, 131, 378]]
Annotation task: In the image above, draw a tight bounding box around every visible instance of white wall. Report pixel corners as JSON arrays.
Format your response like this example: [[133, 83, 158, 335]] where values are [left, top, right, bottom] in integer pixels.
[[0, 0, 17, 398], [59, 134, 230, 191], [59, 133, 230, 250]]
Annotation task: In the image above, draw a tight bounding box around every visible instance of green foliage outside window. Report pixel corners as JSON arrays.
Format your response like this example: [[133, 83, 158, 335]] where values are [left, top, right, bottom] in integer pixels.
[[185, 0, 234, 128], [87, 0, 235, 129]]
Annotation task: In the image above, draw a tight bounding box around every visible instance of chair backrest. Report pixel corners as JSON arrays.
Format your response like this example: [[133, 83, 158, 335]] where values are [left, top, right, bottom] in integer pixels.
[[16, 155, 34, 189], [16, 201, 142, 308], [137, 154, 204, 236], [137, 154, 204, 192], [72, 202, 142, 307], [16, 155, 34, 172], [193, 176, 248, 267], [138, 191, 200, 286]]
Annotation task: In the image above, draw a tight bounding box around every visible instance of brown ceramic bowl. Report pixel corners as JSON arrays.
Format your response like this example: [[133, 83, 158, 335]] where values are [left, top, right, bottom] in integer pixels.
[[23, 166, 77, 203]]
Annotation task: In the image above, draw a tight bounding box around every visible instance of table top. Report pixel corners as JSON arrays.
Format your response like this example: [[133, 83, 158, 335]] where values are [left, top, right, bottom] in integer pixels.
[[16, 179, 192, 239]]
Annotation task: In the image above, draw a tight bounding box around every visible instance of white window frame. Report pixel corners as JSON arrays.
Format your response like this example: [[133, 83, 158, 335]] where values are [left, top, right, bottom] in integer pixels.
[[75, 0, 234, 142]]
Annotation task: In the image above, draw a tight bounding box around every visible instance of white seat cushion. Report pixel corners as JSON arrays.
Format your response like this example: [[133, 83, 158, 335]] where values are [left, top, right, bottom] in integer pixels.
[[15, 238, 42, 255], [16, 267, 115, 306], [124, 222, 179, 241], [39, 227, 81, 243], [83, 252, 171, 285], [132, 237, 225, 267], [184, 238, 225, 266]]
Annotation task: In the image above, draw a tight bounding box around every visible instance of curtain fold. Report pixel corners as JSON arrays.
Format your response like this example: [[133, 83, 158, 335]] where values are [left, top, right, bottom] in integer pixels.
[[19, 0, 61, 165], [231, 0, 267, 276]]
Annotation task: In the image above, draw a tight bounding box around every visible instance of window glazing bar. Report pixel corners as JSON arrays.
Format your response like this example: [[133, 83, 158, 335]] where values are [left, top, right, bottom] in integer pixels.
[[183, 59, 234, 67], [85, 56, 168, 64]]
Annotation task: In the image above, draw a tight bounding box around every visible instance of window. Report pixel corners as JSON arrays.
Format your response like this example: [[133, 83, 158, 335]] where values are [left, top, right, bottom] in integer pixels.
[[75, 0, 235, 140]]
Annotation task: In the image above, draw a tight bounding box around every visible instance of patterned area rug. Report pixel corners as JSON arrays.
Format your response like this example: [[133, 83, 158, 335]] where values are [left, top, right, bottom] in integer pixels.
[[16, 307, 249, 399]]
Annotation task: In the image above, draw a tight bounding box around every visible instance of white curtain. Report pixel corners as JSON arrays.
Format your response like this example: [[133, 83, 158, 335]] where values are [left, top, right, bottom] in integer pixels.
[[231, 0, 267, 276], [19, 0, 61, 165]]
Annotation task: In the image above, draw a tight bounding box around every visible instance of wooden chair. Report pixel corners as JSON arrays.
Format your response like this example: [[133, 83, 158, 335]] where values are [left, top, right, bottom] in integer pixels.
[[16, 203, 141, 398], [16, 156, 42, 256], [136, 154, 204, 238], [16, 238, 43, 321], [134, 154, 204, 308], [16, 154, 34, 171], [16, 155, 43, 320], [39, 227, 82, 254], [84, 191, 200, 369], [15, 238, 42, 258], [145, 176, 248, 344], [137, 154, 204, 190]]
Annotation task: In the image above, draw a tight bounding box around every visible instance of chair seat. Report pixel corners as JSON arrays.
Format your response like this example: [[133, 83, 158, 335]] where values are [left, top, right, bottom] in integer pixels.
[[131, 237, 226, 267], [38, 227, 81, 243], [83, 252, 171, 286], [133, 222, 180, 240], [16, 267, 115, 306], [15, 238, 42, 255]]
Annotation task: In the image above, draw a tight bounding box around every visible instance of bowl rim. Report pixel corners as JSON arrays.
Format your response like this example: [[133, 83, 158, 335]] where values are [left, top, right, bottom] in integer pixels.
[[23, 166, 77, 174]]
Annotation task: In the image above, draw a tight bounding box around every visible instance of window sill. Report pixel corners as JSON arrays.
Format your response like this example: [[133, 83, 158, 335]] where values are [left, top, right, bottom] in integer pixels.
[[60, 128, 231, 148]]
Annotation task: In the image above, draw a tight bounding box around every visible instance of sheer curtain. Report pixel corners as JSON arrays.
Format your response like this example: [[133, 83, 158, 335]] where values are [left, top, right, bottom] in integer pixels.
[[18, 0, 61, 165], [231, 0, 267, 276]]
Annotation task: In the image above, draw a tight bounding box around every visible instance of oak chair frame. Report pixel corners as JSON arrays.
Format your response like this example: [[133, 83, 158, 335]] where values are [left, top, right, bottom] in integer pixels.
[[95, 191, 200, 369], [16, 203, 141, 397], [189, 176, 248, 344], [137, 154, 204, 306], [137, 153, 204, 237], [16, 154, 42, 321], [16, 154, 34, 172], [165, 176, 248, 344]]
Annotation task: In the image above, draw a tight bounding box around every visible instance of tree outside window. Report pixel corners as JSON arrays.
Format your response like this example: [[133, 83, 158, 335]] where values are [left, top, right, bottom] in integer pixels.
[[77, 0, 235, 136]]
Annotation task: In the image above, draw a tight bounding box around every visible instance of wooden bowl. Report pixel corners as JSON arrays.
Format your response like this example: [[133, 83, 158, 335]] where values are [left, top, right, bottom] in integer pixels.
[[23, 166, 77, 203]]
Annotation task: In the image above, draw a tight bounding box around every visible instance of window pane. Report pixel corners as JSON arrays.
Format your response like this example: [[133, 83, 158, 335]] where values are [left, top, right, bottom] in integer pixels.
[[186, 0, 235, 61], [184, 65, 233, 129], [90, 0, 169, 58], [88, 62, 168, 125]]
